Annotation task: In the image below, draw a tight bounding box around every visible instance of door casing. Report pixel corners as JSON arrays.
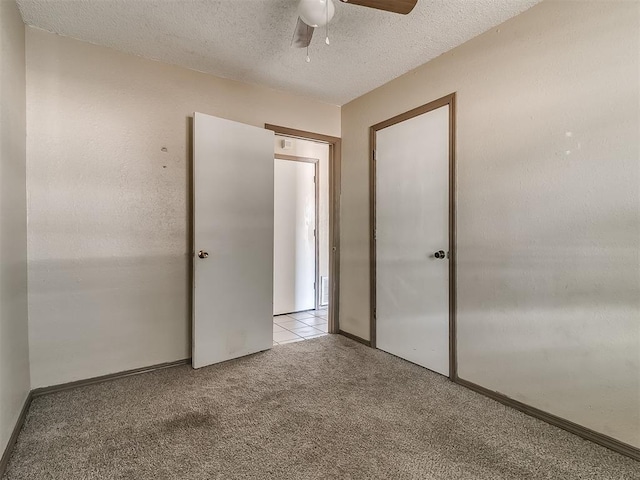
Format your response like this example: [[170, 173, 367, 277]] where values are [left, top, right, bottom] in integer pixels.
[[265, 125, 341, 335], [369, 93, 457, 379]]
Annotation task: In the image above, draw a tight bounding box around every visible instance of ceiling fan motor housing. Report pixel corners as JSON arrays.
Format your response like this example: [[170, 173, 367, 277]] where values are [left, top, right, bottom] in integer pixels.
[[298, 0, 336, 27]]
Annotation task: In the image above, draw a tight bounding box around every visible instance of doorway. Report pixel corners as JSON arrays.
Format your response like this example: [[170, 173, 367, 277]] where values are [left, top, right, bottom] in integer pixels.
[[271, 139, 329, 344], [266, 125, 341, 343], [191, 115, 341, 368], [370, 93, 457, 378]]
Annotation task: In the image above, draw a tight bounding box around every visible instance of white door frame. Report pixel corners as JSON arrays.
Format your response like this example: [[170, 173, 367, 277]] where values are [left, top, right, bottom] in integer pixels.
[[274, 153, 320, 313], [369, 93, 457, 379]]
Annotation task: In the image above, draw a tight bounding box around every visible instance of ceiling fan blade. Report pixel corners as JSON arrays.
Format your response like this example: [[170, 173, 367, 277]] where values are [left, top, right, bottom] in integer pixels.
[[291, 17, 315, 48], [339, 0, 417, 15]]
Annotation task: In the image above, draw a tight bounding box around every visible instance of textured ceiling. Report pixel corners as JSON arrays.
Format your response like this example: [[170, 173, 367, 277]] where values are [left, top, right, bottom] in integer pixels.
[[16, 0, 541, 105]]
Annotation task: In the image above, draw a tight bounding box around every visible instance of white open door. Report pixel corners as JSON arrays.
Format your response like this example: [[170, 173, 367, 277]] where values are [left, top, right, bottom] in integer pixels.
[[192, 113, 274, 369], [376, 104, 450, 376], [273, 158, 316, 315]]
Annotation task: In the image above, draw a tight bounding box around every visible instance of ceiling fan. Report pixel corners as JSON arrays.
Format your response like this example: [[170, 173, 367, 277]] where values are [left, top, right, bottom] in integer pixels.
[[292, 0, 418, 53]]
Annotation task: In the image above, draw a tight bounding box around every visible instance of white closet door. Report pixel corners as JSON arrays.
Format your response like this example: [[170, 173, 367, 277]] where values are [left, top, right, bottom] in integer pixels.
[[192, 112, 274, 369], [273, 159, 316, 315], [376, 105, 450, 376]]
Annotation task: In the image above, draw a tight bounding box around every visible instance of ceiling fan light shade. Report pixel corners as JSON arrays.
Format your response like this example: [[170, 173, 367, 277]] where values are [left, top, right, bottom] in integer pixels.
[[298, 0, 335, 27]]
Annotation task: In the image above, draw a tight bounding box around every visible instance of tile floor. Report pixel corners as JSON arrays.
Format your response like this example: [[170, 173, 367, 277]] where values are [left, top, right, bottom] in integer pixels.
[[273, 308, 329, 345]]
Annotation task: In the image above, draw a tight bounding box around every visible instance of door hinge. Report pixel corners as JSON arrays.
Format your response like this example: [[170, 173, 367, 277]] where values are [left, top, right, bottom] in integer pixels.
[[372, 150, 376, 161], [313, 228, 316, 237], [373, 307, 377, 319], [313, 175, 316, 183], [374, 229, 377, 241]]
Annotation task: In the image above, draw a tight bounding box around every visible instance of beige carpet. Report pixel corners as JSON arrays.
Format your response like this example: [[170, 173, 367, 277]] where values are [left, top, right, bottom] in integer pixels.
[[3, 335, 638, 479]]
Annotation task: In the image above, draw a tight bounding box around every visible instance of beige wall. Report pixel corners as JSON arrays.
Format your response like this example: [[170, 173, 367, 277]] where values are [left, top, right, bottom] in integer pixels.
[[26, 27, 340, 388], [340, 1, 639, 447], [0, 0, 30, 456]]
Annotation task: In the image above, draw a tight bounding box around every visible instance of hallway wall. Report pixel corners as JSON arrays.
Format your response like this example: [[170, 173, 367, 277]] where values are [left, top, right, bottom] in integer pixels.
[[275, 136, 331, 309]]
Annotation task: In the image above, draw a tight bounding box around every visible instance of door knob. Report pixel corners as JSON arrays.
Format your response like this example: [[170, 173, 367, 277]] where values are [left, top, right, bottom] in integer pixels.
[[434, 250, 446, 259], [198, 250, 209, 259]]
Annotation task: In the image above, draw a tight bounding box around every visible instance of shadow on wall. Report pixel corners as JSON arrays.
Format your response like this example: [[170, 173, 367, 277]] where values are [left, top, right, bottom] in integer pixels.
[[453, 239, 639, 444], [27, 254, 191, 386]]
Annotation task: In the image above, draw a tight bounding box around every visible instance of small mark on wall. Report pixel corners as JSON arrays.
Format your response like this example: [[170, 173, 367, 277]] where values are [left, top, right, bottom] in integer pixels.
[[161, 147, 168, 168]]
